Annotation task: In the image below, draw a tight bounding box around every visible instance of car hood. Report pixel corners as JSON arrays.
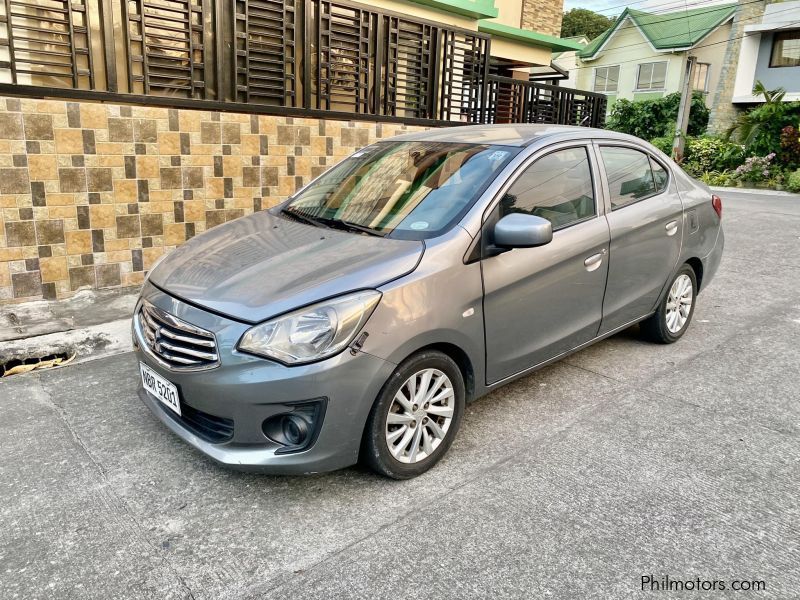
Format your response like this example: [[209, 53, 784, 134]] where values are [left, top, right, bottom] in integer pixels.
[[149, 210, 424, 323]]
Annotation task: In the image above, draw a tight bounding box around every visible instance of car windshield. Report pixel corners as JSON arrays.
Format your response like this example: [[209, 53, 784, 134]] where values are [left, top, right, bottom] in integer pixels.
[[280, 141, 519, 239]]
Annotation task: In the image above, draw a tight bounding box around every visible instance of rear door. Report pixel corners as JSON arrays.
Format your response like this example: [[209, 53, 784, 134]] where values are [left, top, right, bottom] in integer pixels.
[[481, 144, 610, 384], [595, 144, 683, 334]]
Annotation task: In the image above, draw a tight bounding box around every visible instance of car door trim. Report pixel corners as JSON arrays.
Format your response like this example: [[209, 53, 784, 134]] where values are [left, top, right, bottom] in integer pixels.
[[485, 311, 655, 389]]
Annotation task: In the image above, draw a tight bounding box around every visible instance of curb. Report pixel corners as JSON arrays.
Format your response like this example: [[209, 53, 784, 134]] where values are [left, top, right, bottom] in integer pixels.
[[710, 186, 800, 198]]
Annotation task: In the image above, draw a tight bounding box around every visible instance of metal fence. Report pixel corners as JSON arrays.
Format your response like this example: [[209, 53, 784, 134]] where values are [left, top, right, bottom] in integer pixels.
[[0, 0, 605, 127]]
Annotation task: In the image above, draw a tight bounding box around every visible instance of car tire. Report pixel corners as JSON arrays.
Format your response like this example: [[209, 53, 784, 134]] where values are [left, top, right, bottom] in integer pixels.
[[640, 264, 698, 344], [362, 350, 465, 479]]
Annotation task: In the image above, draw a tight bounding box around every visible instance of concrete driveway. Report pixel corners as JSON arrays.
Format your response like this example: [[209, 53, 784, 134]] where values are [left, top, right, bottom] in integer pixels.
[[2, 191, 798, 599]]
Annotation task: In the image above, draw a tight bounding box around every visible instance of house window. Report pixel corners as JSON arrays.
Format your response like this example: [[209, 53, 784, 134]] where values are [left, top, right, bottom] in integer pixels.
[[770, 31, 800, 68], [692, 63, 710, 93], [636, 61, 667, 90], [593, 66, 620, 93]]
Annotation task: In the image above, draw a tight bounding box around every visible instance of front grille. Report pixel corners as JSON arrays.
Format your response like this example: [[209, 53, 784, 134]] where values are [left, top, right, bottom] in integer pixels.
[[162, 402, 235, 444], [136, 300, 219, 371]]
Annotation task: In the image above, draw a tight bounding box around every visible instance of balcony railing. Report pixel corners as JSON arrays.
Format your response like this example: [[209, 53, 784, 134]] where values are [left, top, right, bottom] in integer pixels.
[[0, 0, 605, 127]]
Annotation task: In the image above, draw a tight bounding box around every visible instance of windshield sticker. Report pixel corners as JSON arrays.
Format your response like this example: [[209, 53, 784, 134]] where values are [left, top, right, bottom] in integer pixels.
[[409, 221, 429, 230], [488, 150, 510, 161]]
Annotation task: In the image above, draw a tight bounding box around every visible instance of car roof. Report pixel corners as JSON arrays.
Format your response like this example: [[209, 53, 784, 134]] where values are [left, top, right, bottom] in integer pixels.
[[387, 124, 639, 148]]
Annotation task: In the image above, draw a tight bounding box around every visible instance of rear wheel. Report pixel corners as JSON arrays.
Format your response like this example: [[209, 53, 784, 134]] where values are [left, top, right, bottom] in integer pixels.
[[362, 351, 465, 479], [640, 264, 697, 344]]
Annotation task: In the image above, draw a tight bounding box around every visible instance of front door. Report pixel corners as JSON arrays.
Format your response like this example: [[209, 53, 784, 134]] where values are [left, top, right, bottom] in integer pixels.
[[481, 145, 610, 384], [595, 145, 684, 334]]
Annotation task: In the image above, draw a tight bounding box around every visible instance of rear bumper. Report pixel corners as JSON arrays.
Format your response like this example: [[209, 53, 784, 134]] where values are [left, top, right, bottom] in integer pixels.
[[134, 283, 396, 474], [700, 225, 724, 292]]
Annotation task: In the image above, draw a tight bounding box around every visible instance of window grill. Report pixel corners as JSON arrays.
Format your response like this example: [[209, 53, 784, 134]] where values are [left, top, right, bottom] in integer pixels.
[[235, 0, 295, 106], [123, 0, 206, 97], [384, 16, 433, 119], [438, 29, 488, 123], [0, 0, 94, 88], [0, 0, 607, 128], [486, 76, 607, 128]]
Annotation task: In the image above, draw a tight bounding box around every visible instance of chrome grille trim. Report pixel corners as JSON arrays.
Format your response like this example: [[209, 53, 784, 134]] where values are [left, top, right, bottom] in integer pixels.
[[134, 300, 220, 372]]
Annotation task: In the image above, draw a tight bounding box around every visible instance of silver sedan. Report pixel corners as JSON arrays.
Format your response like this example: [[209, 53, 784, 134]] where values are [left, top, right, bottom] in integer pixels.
[[133, 124, 724, 478]]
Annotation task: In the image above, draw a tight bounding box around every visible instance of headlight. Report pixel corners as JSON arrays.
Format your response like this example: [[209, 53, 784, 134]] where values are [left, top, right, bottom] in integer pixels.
[[238, 290, 381, 365]]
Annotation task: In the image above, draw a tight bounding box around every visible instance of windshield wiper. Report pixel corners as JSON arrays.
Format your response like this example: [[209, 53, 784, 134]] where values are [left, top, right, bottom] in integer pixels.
[[280, 208, 330, 229], [329, 219, 387, 238]]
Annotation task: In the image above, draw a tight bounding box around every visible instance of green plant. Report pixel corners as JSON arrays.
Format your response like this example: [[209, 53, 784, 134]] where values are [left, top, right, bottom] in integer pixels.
[[607, 92, 709, 140], [725, 81, 800, 156], [786, 169, 800, 193], [732, 153, 777, 183], [699, 170, 735, 186], [779, 125, 800, 169], [683, 137, 745, 175], [649, 136, 673, 155]]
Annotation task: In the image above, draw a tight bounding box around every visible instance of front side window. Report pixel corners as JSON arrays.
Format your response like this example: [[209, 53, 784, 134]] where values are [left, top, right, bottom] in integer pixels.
[[593, 66, 620, 93], [282, 141, 519, 239], [770, 30, 800, 68], [600, 147, 661, 209], [499, 147, 595, 230], [636, 61, 667, 91]]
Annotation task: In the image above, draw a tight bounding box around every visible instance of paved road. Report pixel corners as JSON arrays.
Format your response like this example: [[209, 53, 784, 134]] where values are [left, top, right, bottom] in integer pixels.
[[2, 191, 799, 599]]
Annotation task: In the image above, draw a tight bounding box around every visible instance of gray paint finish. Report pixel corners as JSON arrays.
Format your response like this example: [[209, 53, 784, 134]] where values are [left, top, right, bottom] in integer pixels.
[[136, 124, 723, 474]]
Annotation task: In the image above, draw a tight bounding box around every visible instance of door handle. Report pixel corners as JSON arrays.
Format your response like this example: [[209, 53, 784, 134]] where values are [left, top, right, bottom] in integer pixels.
[[584, 253, 603, 272], [665, 220, 678, 236]]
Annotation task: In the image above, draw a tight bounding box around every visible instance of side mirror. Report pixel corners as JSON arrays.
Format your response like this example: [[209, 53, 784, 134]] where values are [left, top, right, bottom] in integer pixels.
[[493, 213, 553, 249]]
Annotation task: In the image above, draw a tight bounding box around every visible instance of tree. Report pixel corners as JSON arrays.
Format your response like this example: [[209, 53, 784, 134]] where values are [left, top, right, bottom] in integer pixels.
[[561, 8, 615, 40]]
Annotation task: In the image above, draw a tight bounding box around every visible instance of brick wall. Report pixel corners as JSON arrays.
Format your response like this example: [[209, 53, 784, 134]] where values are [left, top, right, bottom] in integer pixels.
[[0, 97, 423, 304], [521, 0, 564, 38]]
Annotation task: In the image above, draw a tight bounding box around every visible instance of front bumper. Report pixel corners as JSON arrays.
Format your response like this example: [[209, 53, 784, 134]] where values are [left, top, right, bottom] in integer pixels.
[[134, 282, 396, 474]]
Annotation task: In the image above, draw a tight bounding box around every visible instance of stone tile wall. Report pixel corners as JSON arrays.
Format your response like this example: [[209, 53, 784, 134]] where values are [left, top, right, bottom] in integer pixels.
[[521, 0, 564, 38], [0, 97, 423, 303]]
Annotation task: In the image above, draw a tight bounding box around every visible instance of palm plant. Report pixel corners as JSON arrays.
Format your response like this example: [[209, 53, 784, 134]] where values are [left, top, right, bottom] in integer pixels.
[[725, 81, 789, 153]]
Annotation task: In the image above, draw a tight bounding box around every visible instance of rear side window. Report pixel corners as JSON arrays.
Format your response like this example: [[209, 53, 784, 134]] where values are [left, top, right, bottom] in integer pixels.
[[600, 147, 663, 209], [650, 156, 669, 193], [499, 147, 595, 230]]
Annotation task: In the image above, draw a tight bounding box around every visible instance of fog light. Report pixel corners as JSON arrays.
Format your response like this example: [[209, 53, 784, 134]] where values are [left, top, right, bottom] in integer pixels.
[[282, 414, 309, 446], [261, 399, 326, 454]]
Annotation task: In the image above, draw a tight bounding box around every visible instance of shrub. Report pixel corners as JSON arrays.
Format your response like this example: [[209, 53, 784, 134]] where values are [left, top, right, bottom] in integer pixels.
[[786, 169, 800, 193], [607, 92, 709, 140], [779, 125, 800, 169], [726, 82, 800, 156], [699, 170, 735, 187], [649, 136, 673, 155], [732, 153, 776, 183], [683, 137, 745, 175]]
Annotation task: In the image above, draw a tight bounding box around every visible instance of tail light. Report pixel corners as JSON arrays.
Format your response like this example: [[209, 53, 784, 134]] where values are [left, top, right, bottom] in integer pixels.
[[711, 194, 722, 219]]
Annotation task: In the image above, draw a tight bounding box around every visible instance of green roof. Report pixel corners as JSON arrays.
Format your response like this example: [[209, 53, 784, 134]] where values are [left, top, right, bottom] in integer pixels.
[[406, 0, 498, 19], [478, 20, 585, 52], [578, 3, 737, 59]]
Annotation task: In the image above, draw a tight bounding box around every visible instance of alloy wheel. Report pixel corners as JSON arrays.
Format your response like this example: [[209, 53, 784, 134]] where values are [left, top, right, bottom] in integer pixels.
[[385, 368, 455, 464], [665, 274, 693, 334]]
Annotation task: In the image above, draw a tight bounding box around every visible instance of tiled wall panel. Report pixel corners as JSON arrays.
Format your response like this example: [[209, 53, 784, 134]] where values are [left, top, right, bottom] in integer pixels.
[[0, 97, 423, 303]]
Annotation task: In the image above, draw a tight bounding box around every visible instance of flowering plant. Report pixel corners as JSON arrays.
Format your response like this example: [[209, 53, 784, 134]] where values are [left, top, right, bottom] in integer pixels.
[[733, 153, 776, 183]]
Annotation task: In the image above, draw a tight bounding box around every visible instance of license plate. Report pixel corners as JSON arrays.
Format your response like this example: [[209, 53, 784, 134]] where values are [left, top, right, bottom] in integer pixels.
[[140, 362, 181, 416]]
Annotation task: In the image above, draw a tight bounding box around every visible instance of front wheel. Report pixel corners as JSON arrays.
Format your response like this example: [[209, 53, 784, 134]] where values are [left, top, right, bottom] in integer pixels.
[[362, 351, 465, 479], [640, 264, 697, 343]]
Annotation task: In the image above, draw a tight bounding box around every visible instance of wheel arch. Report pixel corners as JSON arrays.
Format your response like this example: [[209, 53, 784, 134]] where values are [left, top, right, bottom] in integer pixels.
[[685, 257, 704, 292]]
